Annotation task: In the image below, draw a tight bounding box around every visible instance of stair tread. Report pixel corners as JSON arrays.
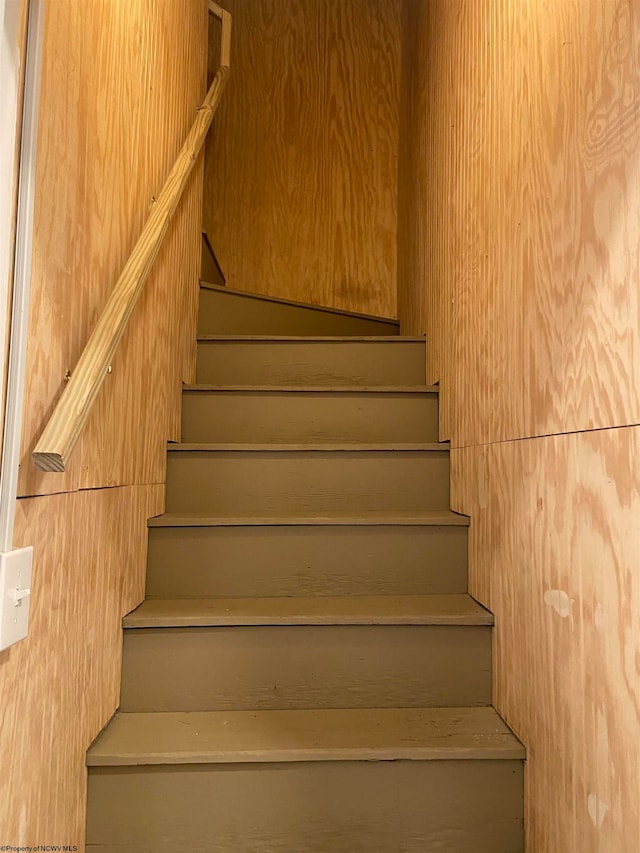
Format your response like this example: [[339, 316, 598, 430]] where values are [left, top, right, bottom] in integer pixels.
[[168, 442, 449, 452], [87, 706, 523, 766], [199, 280, 399, 326], [123, 594, 492, 628], [183, 384, 438, 393], [197, 335, 424, 342], [148, 511, 470, 528]]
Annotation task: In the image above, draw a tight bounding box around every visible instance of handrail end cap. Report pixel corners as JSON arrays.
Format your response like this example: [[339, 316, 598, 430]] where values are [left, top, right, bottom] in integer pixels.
[[32, 450, 66, 473]]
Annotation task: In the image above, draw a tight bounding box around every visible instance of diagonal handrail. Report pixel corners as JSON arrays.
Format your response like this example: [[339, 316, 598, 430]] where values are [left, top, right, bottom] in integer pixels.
[[32, 2, 231, 472]]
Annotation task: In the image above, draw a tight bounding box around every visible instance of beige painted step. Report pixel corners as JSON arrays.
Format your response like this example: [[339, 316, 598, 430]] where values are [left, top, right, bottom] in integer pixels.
[[88, 706, 522, 765], [146, 513, 469, 598], [195, 336, 426, 385], [119, 597, 491, 712], [120, 625, 490, 711], [147, 510, 470, 527], [164, 444, 450, 514], [198, 281, 400, 336], [86, 708, 523, 852], [124, 594, 492, 628], [181, 385, 439, 443]]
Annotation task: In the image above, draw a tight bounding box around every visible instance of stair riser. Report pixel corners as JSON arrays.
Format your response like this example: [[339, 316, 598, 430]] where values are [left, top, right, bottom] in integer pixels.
[[146, 525, 468, 598], [181, 391, 439, 443], [198, 288, 399, 336], [87, 760, 523, 853], [165, 451, 450, 514], [120, 625, 491, 711], [195, 341, 426, 385]]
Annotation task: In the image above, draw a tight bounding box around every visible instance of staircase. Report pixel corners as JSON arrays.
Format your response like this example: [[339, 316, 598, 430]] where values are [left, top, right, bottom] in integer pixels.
[[85, 282, 524, 852]]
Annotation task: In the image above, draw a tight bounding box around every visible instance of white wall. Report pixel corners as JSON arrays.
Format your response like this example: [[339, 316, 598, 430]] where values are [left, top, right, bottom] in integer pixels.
[[0, 0, 24, 413]]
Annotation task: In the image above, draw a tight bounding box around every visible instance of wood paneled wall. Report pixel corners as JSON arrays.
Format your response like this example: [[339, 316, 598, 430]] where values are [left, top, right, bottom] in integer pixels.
[[398, 0, 640, 849], [202, 0, 402, 319], [19, 0, 208, 498], [0, 0, 207, 846], [452, 430, 640, 853], [0, 486, 163, 847], [399, 0, 640, 446]]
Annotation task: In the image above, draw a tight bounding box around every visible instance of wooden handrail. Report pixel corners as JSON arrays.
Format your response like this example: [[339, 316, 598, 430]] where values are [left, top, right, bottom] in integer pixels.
[[32, 4, 231, 472], [209, 2, 232, 68]]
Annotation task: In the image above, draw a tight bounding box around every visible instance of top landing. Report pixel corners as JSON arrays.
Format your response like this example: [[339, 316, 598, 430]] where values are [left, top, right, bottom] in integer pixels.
[[198, 281, 400, 337]]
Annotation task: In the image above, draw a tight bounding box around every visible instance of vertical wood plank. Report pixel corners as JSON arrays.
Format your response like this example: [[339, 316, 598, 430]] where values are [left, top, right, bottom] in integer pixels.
[[399, 0, 640, 847], [202, 0, 402, 319], [19, 0, 208, 496], [398, 0, 640, 445], [1, 0, 208, 845], [451, 429, 640, 853], [0, 485, 164, 847]]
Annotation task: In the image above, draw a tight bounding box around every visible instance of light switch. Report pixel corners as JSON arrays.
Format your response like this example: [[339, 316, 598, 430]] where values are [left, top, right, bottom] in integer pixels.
[[0, 547, 33, 652]]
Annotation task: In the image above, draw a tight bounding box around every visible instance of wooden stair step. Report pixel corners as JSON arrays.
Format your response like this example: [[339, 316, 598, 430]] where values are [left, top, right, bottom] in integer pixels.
[[197, 335, 426, 342], [87, 712, 523, 852], [195, 337, 426, 385], [181, 385, 440, 444], [168, 441, 448, 452], [199, 281, 400, 326], [119, 620, 491, 712], [145, 516, 469, 598], [147, 511, 470, 527], [87, 706, 523, 766], [164, 445, 450, 514], [197, 281, 399, 337], [183, 384, 438, 392], [199, 282, 398, 319], [123, 594, 492, 628]]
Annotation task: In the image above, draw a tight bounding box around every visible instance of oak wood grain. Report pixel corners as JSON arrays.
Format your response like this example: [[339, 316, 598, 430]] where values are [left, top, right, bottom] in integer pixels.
[[452, 427, 640, 852], [202, 0, 402, 319], [32, 13, 230, 473], [399, 3, 640, 848], [0, 1, 208, 848], [0, 484, 163, 848], [19, 0, 208, 492], [398, 0, 640, 445]]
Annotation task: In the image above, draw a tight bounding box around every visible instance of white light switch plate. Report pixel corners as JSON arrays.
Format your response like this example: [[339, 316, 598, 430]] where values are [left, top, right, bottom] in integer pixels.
[[0, 547, 33, 651]]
